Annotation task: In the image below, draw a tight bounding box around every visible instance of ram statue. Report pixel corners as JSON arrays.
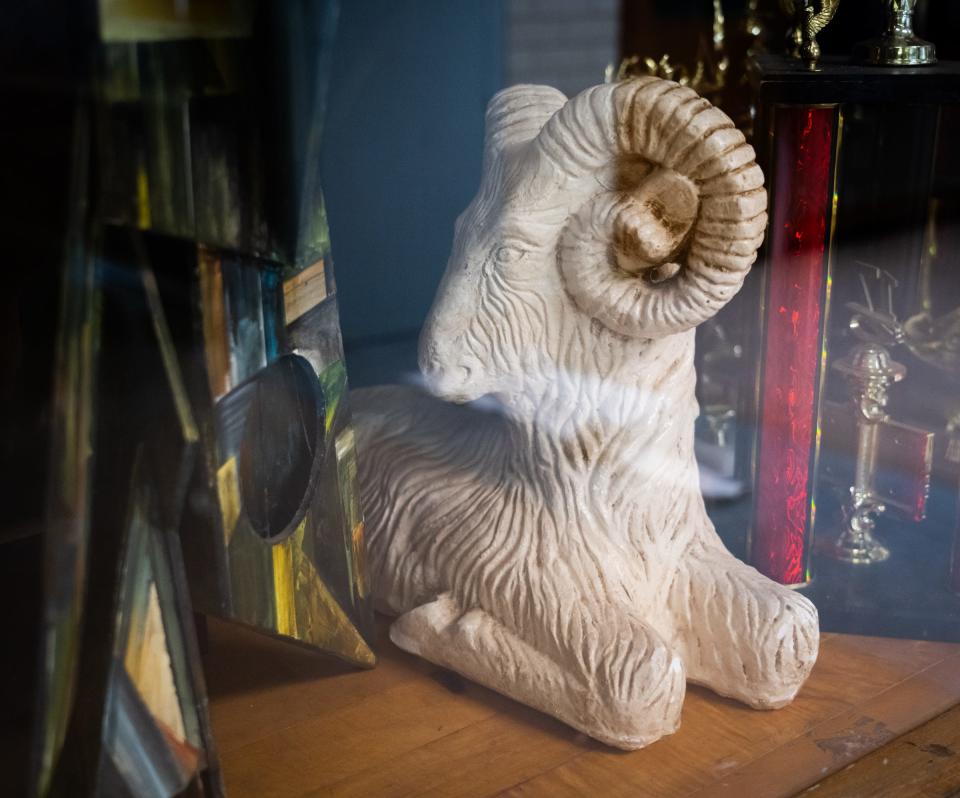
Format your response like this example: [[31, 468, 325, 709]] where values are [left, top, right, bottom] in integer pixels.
[[352, 77, 819, 749]]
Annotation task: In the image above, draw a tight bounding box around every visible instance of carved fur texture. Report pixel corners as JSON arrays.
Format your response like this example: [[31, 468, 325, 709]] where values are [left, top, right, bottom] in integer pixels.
[[352, 78, 819, 750]]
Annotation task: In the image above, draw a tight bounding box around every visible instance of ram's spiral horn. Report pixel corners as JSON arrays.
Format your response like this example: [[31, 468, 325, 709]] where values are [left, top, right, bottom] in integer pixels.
[[537, 77, 767, 339]]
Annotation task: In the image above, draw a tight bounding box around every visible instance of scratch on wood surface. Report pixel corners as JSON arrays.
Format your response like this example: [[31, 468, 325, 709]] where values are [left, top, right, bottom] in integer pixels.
[[815, 716, 893, 761]]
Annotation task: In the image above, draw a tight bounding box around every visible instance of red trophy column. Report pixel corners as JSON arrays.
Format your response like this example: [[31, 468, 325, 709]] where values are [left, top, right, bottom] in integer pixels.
[[750, 105, 838, 585]]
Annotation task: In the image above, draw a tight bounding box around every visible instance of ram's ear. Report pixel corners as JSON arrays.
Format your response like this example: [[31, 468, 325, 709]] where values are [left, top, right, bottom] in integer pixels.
[[484, 85, 567, 157]]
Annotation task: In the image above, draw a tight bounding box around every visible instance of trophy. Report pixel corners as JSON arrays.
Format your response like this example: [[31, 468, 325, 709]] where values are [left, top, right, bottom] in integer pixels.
[[855, 0, 937, 66], [738, 0, 960, 641], [819, 271, 934, 566]]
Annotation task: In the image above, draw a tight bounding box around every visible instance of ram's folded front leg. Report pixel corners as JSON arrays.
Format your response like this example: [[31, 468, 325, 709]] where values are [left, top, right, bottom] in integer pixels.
[[667, 543, 819, 709], [391, 591, 685, 749]]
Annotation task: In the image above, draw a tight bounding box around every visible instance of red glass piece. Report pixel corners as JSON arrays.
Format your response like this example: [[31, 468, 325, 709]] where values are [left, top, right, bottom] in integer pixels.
[[751, 106, 836, 585]]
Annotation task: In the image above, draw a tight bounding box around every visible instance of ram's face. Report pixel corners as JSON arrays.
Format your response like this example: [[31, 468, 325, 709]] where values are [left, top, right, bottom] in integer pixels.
[[419, 182, 527, 402], [419, 107, 566, 403]]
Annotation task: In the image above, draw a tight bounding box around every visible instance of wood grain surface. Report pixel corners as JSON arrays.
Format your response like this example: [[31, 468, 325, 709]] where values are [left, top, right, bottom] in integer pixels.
[[203, 616, 960, 797], [803, 703, 960, 797]]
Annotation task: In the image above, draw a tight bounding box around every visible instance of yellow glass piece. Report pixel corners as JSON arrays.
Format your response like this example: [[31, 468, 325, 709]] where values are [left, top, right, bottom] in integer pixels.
[[99, 0, 253, 42], [124, 582, 187, 743], [136, 163, 151, 229], [271, 526, 299, 638], [351, 522, 368, 599], [270, 517, 375, 667], [215, 457, 241, 547], [197, 247, 231, 401]]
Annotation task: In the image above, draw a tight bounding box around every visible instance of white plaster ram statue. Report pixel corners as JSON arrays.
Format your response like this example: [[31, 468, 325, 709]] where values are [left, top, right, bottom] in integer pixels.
[[352, 77, 819, 749]]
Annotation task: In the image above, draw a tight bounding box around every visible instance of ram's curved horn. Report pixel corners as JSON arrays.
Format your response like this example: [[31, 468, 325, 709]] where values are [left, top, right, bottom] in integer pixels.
[[484, 84, 568, 157], [536, 77, 767, 339]]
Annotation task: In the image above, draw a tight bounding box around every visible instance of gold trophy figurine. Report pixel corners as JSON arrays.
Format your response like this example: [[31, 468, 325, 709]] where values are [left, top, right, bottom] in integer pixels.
[[781, 0, 841, 68]]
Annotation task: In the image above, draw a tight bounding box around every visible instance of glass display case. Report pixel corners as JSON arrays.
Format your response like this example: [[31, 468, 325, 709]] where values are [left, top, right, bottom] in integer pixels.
[[4, 1, 960, 796]]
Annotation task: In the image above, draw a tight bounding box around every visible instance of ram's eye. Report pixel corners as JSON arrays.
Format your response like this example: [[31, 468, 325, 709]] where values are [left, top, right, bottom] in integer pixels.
[[495, 245, 525, 265]]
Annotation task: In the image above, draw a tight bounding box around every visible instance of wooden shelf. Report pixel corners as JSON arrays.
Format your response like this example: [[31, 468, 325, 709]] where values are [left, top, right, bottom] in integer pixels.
[[203, 616, 960, 797]]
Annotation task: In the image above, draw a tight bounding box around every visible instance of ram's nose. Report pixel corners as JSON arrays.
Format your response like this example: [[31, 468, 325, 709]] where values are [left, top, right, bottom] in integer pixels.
[[418, 336, 481, 403], [417, 318, 445, 377]]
